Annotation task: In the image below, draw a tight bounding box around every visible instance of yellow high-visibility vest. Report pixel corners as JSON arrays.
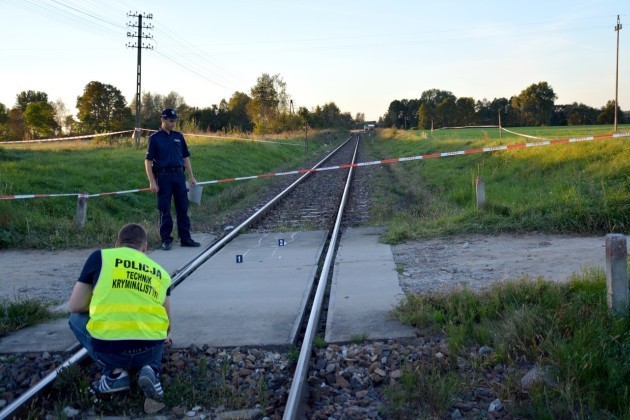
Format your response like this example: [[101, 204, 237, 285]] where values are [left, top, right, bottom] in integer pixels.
[[87, 247, 170, 341]]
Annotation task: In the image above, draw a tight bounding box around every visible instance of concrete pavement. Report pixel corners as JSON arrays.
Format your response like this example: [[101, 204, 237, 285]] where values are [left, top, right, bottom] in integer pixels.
[[0, 228, 415, 353]]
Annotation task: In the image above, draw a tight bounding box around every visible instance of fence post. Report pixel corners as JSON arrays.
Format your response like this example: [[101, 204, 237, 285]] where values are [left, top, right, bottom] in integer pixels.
[[75, 193, 88, 228], [475, 176, 485, 209], [605, 234, 628, 316]]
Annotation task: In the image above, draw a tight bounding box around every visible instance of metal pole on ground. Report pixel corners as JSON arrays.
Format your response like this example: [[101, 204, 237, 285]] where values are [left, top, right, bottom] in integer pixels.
[[475, 176, 485, 209], [605, 234, 628, 316], [74, 193, 88, 228]]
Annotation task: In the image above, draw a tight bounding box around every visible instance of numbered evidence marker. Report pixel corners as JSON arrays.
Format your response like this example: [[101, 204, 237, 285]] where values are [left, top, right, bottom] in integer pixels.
[[278, 239, 285, 247], [236, 255, 243, 263]]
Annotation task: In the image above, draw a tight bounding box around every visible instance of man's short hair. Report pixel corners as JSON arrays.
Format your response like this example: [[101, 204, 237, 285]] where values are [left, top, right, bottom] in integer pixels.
[[117, 223, 147, 249]]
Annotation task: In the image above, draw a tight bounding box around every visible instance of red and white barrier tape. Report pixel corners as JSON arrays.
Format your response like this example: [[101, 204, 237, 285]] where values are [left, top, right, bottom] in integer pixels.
[[0, 130, 138, 144], [141, 128, 303, 146], [1, 128, 305, 146], [1, 131, 629, 201]]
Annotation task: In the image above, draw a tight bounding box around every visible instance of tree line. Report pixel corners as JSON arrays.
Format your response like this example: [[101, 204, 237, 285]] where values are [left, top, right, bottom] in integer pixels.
[[0, 73, 361, 141], [382, 82, 626, 129]]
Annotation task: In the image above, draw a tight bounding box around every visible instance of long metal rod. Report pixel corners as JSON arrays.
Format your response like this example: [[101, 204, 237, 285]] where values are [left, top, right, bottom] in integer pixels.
[[0, 135, 355, 420], [0, 348, 88, 419], [283, 135, 360, 419]]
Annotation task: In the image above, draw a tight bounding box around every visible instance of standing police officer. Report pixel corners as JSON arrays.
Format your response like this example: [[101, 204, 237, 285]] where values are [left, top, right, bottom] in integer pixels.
[[144, 108, 200, 250]]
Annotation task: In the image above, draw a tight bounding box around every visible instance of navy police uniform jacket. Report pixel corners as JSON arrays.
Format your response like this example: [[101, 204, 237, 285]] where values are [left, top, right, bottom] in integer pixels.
[[145, 128, 190, 169]]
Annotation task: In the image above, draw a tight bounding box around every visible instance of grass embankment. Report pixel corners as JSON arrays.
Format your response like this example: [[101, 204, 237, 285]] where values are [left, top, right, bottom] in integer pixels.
[[0, 130, 343, 249], [364, 125, 630, 418], [366, 125, 630, 243]]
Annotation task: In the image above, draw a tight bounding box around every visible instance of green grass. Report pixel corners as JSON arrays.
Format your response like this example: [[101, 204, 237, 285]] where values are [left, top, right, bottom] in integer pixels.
[[368, 125, 630, 418], [0, 130, 345, 249], [365, 125, 630, 243], [0, 299, 55, 337], [389, 266, 630, 419], [5, 124, 630, 417]]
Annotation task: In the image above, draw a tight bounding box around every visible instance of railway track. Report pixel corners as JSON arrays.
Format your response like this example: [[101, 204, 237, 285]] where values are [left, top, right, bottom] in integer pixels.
[[1, 133, 372, 419]]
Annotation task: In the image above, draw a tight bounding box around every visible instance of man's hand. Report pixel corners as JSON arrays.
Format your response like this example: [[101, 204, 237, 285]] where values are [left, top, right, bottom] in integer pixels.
[[149, 180, 159, 193]]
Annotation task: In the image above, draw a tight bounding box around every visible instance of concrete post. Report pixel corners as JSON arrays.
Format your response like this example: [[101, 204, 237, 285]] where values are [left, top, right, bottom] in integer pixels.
[[475, 176, 485, 209], [605, 234, 628, 316], [74, 193, 88, 228]]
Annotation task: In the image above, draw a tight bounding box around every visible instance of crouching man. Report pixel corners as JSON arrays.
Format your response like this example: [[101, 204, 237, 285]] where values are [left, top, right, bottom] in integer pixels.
[[68, 223, 171, 400]]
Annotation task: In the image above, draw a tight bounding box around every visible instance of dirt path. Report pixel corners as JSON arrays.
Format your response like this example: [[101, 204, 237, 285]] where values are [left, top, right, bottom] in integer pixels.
[[392, 233, 624, 294]]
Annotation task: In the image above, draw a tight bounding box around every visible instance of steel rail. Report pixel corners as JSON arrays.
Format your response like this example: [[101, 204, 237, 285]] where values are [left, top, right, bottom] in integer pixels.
[[171, 134, 355, 288], [283, 135, 360, 419], [0, 134, 355, 420]]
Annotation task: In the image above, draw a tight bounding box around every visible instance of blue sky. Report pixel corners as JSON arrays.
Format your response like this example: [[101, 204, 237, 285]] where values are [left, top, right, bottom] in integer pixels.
[[2, 0, 628, 122]]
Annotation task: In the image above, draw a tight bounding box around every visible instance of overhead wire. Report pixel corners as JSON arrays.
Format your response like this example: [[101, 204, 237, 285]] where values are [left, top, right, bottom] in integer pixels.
[[4, 0, 247, 99], [152, 24, 247, 89], [5, 0, 122, 43]]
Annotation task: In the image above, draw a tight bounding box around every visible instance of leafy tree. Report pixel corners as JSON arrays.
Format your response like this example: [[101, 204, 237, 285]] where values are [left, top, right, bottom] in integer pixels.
[[516, 82, 557, 126], [297, 106, 312, 127], [553, 102, 599, 126], [64, 115, 78, 135], [227, 91, 253, 131], [420, 89, 456, 108], [15, 90, 49, 112], [7, 108, 26, 140], [319, 102, 343, 128], [310, 105, 324, 128], [435, 97, 457, 127], [493, 97, 513, 126], [247, 73, 291, 134], [418, 103, 431, 129], [134, 92, 163, 128], [76, 81, 132, 132], [24, 102, 59, 138], [163, 91, 186, 112], [597, 100, 625, 124], [416, 89, 456, 129], [188, 105, 216, 132], [0, 102, 7, 125], [129, 91, 188, 129], [0, 102, 8, 140], [384, 100, 405, 128], [216, 99, 230, 131], [384, 99, 419, 129], [52, 99, 70, 133], [455, 97, 476, 126]]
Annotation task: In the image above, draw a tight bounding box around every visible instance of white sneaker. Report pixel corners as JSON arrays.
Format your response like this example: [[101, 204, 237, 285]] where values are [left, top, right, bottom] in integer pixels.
[[138, 365, 164, 400]]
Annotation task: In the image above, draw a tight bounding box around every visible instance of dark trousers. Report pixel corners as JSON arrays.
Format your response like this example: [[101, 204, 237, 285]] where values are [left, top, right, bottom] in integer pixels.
[[157, 172, 191, 242], [69, 312, 163, 376]]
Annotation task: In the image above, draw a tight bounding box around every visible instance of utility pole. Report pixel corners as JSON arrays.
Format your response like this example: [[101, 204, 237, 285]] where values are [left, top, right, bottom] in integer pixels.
[[614, 15, 622, 132], [303, 121, 309, 155], [127, 12, 153, 146]]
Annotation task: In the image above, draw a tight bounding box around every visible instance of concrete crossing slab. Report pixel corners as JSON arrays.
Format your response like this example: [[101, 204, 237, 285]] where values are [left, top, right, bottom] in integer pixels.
[[325, 227, 416, 343], [170, 231, 328, 348], [0, 234, 216, 353], [0, 228, 417, 353]]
